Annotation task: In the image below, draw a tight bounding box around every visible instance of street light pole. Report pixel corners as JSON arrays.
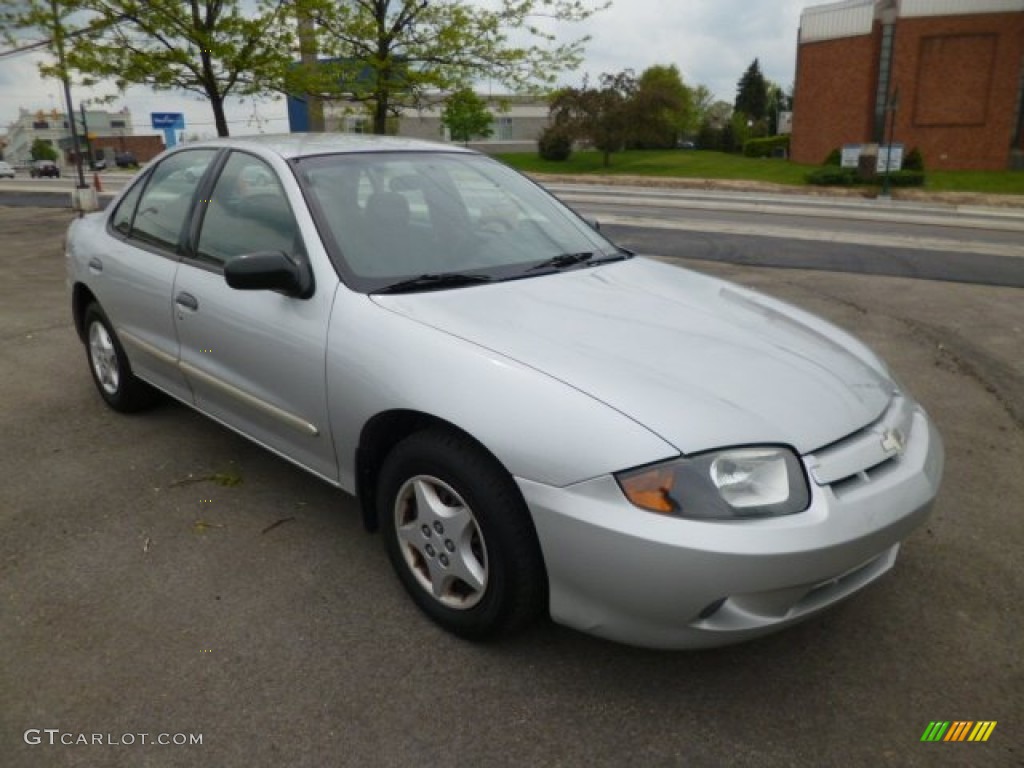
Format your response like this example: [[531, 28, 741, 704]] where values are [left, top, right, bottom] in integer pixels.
[[50, 0, 87, 190], [298, 9, 324, 132], [80, 103, 94, 170], [881, 87, 900, 199]]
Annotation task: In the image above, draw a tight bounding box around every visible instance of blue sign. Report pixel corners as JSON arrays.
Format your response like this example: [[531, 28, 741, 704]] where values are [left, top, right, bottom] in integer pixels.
[[287, 94, 310, 133], [151, 112, 186, 148], [151, 112, 185, 129]]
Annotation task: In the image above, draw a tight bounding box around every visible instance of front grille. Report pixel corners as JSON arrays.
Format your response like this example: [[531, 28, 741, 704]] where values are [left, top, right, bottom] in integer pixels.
[[805, 393, 914, 496]]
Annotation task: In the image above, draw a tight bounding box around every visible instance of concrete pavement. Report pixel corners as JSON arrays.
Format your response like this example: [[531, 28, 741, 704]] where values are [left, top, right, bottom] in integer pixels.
[[1, 206, 1021, 767]]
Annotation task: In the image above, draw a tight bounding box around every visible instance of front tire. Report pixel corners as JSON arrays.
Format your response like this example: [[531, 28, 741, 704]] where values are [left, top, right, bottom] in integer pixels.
[[83, 303, 158, 412], [378, 429, 547, 640]]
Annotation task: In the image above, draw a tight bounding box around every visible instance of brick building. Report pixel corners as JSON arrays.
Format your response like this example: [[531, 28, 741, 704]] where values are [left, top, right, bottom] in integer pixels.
[[791, 0, 1024, 170]]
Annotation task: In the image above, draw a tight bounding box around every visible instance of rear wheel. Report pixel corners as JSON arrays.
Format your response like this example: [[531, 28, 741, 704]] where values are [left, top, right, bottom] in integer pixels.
[[83, 303, 158, 412], [378, 429, 547, 640]]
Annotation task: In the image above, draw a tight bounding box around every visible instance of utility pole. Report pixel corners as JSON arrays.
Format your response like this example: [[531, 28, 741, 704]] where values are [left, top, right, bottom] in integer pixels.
[[50, 0, 87, 189], [880, 87, 900, 199], [298, 9, 324, 132], [80, 103, 94, 170]]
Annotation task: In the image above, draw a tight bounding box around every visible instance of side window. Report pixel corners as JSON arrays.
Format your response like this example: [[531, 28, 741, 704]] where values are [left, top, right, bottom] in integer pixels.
[[131, 150, 216, 251], [110, 175, 145, 236], [195, 152, 299, 268]]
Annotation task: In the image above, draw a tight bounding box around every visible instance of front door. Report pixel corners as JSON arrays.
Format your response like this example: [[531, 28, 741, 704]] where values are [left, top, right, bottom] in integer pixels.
[[172, 150, 338, 481]]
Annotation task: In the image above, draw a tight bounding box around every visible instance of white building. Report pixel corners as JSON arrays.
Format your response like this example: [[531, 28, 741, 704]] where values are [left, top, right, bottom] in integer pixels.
[[3, 107, 135, 165], [323, 94, 549, 153]]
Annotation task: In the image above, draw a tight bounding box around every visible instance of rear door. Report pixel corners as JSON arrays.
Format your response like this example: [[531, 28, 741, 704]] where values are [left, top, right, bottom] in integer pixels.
[[90, 149, 218, 400]]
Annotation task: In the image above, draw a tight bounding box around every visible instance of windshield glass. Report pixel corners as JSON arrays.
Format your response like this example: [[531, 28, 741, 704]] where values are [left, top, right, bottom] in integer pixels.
[[293, 152, 620, 291]]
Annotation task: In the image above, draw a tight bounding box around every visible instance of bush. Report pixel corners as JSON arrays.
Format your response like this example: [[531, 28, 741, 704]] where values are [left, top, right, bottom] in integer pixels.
[[697, 120, 722, 152], [537, 126, 573, 162], [743, 135, 790, 158], [806, 166, 926, 187], [824, 148, 841, 166], [883, 169, 926, 187], [806, 167, 857, 185], [30, 138, 59, 162], [903, 147, 925, 172]]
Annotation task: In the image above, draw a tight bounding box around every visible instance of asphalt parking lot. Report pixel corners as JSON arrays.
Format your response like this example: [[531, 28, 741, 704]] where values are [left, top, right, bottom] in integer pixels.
[[1, 206, 1021, 767]]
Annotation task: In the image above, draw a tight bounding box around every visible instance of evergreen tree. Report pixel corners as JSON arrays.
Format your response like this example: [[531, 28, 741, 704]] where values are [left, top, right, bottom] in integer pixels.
[[734, 58, 768, 121]]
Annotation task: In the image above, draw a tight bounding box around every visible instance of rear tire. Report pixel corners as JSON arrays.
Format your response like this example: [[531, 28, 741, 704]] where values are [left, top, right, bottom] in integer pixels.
[[83, 303, 159, 412], [378, 429, 547, 640]]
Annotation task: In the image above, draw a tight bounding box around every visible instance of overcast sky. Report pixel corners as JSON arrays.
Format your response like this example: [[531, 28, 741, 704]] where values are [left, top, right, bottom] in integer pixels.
[[1, 0, 809, 138]]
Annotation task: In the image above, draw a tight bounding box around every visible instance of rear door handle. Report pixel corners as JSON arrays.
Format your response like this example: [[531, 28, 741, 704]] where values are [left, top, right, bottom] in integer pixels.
[[87, 257, 103, 273], [175, 292, 199, 311]]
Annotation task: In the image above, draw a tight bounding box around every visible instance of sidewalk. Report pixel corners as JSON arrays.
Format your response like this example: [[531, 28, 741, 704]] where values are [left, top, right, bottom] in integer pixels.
[[528, 172, 1024, 212]]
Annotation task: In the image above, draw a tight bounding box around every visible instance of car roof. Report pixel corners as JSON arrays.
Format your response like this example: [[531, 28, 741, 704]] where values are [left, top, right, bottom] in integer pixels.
[[182, 133, 477, 161]]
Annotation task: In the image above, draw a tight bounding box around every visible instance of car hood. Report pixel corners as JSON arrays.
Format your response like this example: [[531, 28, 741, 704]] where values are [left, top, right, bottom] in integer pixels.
[[371, 258, 894, 455]]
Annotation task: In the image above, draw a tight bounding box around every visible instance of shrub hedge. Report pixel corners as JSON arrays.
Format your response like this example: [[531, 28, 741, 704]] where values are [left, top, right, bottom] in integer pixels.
[[806, 166, 926, 187], [742, 135, 791, 158], [537, 126, 573, 162]]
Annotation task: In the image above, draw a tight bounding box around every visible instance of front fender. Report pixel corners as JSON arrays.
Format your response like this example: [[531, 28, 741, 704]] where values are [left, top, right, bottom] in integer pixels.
[[326, 292, 678, 493]]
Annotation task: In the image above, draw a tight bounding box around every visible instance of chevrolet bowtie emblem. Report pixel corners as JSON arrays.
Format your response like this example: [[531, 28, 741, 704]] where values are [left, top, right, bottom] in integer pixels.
[[881, 428, 906, 456]]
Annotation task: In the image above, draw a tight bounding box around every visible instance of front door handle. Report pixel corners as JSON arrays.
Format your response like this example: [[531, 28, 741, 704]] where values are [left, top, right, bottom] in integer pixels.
[[175, 292, 199, 311]]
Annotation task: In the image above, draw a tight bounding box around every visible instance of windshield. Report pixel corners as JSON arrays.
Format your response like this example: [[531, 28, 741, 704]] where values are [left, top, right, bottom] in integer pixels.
[[293, 152, 621, 292]]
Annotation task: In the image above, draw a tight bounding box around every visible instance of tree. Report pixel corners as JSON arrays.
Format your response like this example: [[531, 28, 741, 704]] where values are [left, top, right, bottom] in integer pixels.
[[299, 0, 609, 135], [2, 1, 300, 138], [441, 89, 494, 145], [704, 100, 734, 130], [734, 58, 768, 122], [537, 124, 573, 161], [628, 64, 692, 149], [765, 81, 792, 135], [549, 70, 637, 167], [724, 111, 753, 153], [31, 138, 59, 161], [695, 100, 732, 151], [688, 84, 714, 133]]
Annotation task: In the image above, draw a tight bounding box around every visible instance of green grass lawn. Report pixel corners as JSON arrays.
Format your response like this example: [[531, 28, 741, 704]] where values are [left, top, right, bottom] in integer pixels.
[[495, 149, 1024, 196], [924, 170, 1024, 195]]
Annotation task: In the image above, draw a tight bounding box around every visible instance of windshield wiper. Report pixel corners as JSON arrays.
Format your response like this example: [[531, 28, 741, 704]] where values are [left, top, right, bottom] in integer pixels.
[[373, 272, 494, 295], [527, 252, 595, 272]]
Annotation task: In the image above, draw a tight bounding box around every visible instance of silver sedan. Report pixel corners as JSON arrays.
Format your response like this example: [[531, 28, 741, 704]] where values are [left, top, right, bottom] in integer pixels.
[[66, 135, 943, 649]]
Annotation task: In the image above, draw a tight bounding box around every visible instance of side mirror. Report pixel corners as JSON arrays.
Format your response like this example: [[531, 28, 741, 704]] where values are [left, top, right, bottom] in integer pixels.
[[224, 251, 313, 299]]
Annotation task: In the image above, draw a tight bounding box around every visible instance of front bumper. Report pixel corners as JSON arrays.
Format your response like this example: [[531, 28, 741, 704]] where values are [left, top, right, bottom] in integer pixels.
[[518, 405, 944, 649]]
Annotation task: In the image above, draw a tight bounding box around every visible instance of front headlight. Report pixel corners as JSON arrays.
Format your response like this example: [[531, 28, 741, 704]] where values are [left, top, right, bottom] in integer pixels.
[[615, 446, 810, 520]]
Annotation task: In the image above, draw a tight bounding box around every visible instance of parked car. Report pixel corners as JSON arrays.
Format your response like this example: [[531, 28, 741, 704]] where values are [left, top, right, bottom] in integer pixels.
[[0, 161, 15, 178], [65, 135, 944, 649], [30, 160, 60, 178], [114, 152, 138, 168]]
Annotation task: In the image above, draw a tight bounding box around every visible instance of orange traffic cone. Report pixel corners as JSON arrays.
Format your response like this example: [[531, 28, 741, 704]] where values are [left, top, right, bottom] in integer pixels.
[[93, 172, 103, 192]]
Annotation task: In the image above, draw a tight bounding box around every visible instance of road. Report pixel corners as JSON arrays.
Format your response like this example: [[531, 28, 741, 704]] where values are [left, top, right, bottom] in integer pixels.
[[546, 183, 1024, 287], [5, 175, 1022, 286], [1, 201, 1021, 767]]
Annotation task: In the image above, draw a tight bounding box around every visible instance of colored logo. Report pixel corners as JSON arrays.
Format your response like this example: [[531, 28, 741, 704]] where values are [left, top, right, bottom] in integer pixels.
[[921, 721, 997, 742]]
